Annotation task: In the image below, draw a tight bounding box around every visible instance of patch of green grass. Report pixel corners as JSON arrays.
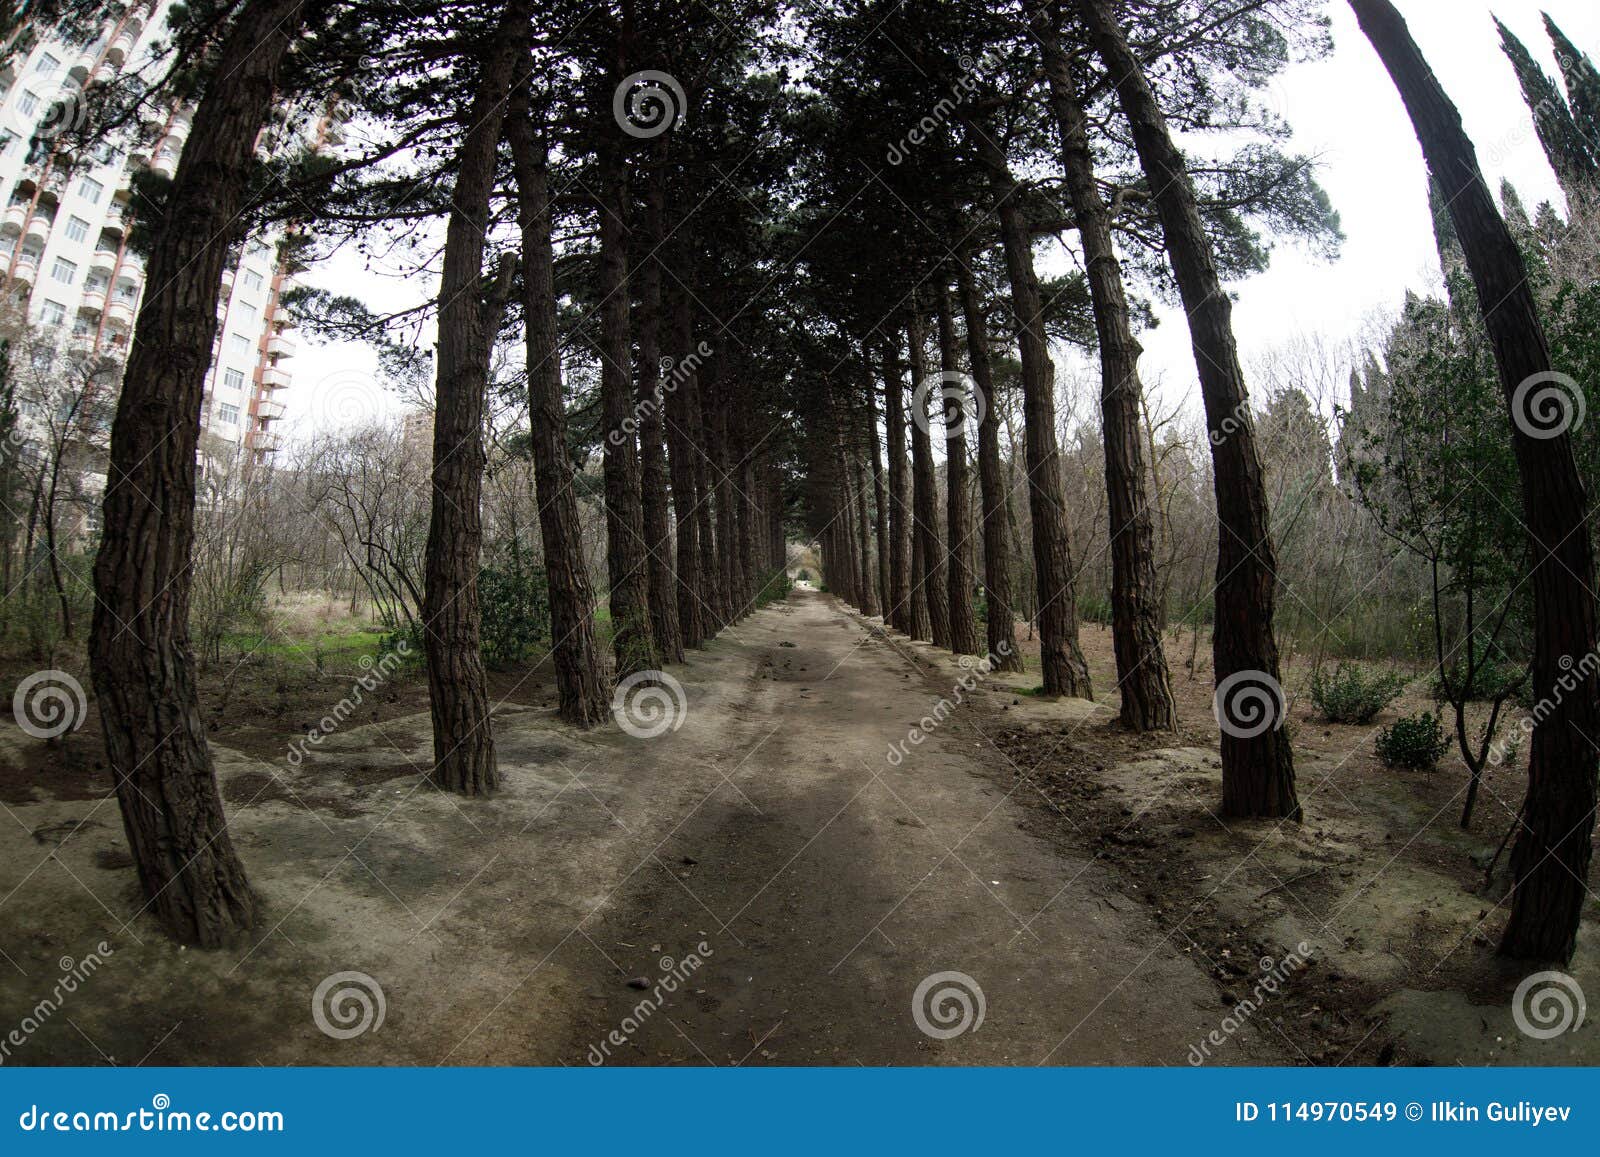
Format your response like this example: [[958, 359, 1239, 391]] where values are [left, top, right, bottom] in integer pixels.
[[223, 628, 390, 662]]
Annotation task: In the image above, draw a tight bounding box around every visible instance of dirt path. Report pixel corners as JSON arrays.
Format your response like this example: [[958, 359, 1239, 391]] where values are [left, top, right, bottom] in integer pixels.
[[0, 590, 1278, 1066]]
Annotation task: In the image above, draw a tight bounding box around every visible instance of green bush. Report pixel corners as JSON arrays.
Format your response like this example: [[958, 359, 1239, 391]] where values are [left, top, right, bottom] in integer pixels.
[[1376, 711, 1451, 770], [1427, 656, 1527, 704], [1308, 661, 1408, 724], [479, 563, 550, 667]]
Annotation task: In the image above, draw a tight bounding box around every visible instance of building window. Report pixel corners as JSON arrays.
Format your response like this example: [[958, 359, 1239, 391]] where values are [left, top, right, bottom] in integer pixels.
[[218, 403, 240, 425], [244, 269, 264, 293], [230, 333, 251, 356], [77, 176, 103, 203], [35, 53, 60, 76], [84, 274, 107, 293], [50, 256, 77, 285], [18, 91, 39, 118], [238, 302, 256, 323], [223, 367, 245, 392], [40, 299, 66, 327], [64, 215, 89, 243]]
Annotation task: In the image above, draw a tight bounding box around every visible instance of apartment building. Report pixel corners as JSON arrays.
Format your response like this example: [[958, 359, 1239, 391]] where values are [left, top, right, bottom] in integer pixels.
[[0, 0, 298, 463]]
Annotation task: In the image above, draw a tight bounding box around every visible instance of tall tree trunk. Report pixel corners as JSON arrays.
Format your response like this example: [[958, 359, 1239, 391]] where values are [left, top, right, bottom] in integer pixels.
[[597, 141, 659, 677], [866, 361, 892, 617], [1350, 0, 1599, 960], [87, 0, 306, 945], [1078, 0, 1294, 811], [880, 338, 913, 634], [421, 2, 530, 796], [852, 376, 882, 617], [972, 139, 1093, 697], [507, 80, 610, 728], [907, 312, 951, 648], [956, 251, 1024, 672], [1035, 11, 1176, 730], [634, 156, 684, 664], [935, 282, 981, 656], [664, 291, 706, 647], [692, 356, 724, 634]]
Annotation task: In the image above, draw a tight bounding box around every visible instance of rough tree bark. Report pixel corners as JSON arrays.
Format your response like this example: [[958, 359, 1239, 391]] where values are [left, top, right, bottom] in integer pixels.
[[955, 251, 1024, 672], [973, 137, 1093, 697], [597, 138, 659, 677], [907, 311, 952, 648], [935, 282, 981, 656], [421, 1, 531, 796], [664, 291, 706, 647], [633, 154, 684, 664], [1034, 10, 1176, 729], [865, 359, 892, 617], [1078, 0, 1294, 811], [1350, 0, 1599, 960], [880, 336, 914, 635], [88, 0, 308, 945], [849, 384, 880, 616], [508, 77, 610, 728]]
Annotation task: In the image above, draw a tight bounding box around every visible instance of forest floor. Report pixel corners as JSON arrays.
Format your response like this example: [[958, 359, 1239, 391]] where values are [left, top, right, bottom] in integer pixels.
[[0, 587, 1595, 1065]]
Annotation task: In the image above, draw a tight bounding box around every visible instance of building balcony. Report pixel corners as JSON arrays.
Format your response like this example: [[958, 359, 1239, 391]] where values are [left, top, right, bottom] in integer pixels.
[[261, 366, 292, 389], [106, 31, 134, 66], [22, 215, 51, 247], [257, 398, 286, 421], [266, 334, 297, 359], [89, 248, 117, 278], [253, 432, 283, 453], [149, 151, 177, 179], [1, 204, 26, 233], [219, 267, 234, 292], [79, 288, 105, 313], [104, 299, 134, 328], [12, 254, 38, 287], [93, 60, 116, 84]]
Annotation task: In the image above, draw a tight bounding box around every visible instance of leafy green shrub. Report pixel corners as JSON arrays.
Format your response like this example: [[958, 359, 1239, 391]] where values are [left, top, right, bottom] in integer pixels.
[[1309, 661, 1408, 723], [1376, 711, 1451, 770], [479, 564, 550, 667]]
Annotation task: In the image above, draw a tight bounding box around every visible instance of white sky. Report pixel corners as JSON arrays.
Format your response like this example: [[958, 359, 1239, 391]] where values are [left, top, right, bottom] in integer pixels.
[[278, 0, 1600, 443]]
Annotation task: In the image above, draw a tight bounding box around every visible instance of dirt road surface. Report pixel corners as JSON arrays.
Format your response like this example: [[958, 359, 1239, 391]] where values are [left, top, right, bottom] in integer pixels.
[[0, 590, 1278, 1065]]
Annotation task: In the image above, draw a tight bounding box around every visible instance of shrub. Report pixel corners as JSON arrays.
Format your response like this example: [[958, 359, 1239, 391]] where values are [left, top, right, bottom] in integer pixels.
[[1309, 661, 1408, 723], [1376, 711, 1451, 770], [478, 563, 550, 668]]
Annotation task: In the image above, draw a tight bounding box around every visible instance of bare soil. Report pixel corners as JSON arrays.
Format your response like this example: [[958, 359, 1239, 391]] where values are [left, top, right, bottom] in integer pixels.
[[0, 590, 1593, 1066]]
